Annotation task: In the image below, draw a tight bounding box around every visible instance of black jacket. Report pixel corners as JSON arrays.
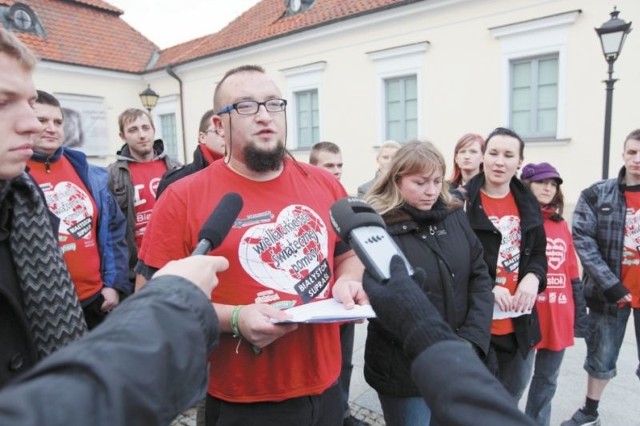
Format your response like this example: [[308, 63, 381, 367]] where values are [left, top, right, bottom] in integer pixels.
[[364, 202, 494, 397], [462, 173, 547, 357], [0, 182, 61, 388], [412, 341, 536, 426], [0, 276, 219, 426], [156, 145, 222, 199], [0, 237, 38, 388]]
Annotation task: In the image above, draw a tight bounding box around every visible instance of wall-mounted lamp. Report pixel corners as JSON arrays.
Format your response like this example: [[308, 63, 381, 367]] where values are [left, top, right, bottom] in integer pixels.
[[139, 84, 160, 112]]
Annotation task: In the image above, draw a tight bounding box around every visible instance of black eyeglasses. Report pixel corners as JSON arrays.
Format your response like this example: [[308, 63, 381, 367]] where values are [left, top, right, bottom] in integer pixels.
[[216, 99, 287, 116]]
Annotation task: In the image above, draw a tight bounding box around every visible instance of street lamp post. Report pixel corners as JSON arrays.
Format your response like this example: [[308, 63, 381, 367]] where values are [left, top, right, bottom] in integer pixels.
[[139, 84, 160, 112], [595, 8, 632, 180]]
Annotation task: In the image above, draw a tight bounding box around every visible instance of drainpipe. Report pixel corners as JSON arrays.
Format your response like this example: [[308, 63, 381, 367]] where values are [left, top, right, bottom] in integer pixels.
[[166, 65, 188, 162]]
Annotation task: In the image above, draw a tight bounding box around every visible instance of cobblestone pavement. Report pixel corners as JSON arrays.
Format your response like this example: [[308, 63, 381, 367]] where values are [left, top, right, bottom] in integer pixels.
[[350, 402, 385, 425], [169, 406, 197, 426]]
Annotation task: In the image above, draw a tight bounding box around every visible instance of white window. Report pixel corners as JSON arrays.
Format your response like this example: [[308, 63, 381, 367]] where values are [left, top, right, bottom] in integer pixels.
[[385, 75, 418, 142], [368, 42, 428, 144], [152, 95, 182, 161], [281, 62, 325, 149], [491, 10, 580, 140], [510, 55, 559, 138], [159, 113, 178, 159], [295, 89, 319, 149]]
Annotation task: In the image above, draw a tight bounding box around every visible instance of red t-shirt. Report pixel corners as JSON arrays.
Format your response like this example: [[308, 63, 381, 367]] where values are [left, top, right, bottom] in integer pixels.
[[139, 158, 348, 402], [622, 189, 640, 308], [28, 157, 102, 301], [128, 160, 167, 249], [481, 191, 520, 335], [535, 212, 578, 350]]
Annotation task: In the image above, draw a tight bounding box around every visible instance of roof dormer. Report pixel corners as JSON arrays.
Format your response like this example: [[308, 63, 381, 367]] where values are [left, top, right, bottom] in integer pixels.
[[284, 0, 315, 17], [4, 2, 46, 37]]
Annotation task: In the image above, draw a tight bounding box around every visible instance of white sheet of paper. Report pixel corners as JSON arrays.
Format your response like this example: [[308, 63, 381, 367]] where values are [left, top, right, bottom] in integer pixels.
[[492, 303, 532, 320], [270, 298, 376, 323]]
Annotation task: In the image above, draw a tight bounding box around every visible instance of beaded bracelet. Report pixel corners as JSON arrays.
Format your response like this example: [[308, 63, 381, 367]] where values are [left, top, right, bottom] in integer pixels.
[[231, 305, 244, 338]]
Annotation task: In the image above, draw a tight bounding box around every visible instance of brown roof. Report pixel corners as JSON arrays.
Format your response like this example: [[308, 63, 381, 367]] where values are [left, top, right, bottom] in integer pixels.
[[154, 0, 420, 69], [2, 0, 157, 73]]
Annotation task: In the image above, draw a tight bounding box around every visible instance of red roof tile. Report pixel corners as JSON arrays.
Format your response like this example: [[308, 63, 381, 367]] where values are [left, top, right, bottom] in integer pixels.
[[65, 0, 123, 15], [2, 0, 157, 73], [154, 0, 418, 69]]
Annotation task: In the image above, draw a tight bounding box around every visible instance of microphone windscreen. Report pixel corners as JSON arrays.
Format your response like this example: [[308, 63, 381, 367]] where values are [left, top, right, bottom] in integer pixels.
[[329, 197, 386, 240], [198, 192, 243, 249]]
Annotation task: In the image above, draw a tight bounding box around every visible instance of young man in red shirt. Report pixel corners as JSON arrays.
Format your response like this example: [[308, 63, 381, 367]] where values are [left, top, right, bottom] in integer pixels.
[[27, 90, 130, 328]]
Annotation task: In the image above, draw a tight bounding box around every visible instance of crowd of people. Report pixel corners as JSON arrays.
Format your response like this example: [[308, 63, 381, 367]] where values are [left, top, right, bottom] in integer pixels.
[[1, 26, 639, 426]]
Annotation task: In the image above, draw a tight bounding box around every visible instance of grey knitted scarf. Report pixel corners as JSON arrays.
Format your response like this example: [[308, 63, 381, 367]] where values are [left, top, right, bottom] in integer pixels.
[[1, 173, 87, 358]]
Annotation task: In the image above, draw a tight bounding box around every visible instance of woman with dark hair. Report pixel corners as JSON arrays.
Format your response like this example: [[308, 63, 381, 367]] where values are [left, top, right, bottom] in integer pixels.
[[448, 133, 485, 188], [520, 162, 587, 426], [460, 127, 547, 401], [364, 140, 493, 426]]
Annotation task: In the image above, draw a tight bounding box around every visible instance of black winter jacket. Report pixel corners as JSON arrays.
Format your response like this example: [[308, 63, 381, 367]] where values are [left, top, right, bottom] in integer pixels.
[[0, 181, 60, 388], [156, 145, 223, 199], [462, 174, 547, 357], [364, 202, 494, 397]]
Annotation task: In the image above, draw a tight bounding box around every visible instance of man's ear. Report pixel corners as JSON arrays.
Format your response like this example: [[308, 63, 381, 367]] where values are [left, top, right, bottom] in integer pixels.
[[212, 115, 224, 134], [118, 132, 125, 142]]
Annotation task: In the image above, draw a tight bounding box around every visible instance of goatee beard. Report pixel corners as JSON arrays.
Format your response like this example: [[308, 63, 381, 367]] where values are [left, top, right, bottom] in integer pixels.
[[244, 143, 285, 172]]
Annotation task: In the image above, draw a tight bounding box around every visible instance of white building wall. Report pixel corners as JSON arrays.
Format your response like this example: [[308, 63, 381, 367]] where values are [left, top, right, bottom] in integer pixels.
[[32, 0, 640, 205]]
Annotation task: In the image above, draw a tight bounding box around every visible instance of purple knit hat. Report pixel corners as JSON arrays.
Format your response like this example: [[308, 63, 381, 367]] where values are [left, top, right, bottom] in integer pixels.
[[520, 162, 563, 184]]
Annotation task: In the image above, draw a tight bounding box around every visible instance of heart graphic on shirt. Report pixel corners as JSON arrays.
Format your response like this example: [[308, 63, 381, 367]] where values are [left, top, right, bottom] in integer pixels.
[[41, 181, 94, 239], [238, 205, 329, 296], [149, 177, 161, 199], [546, 238, 566, 271], [490, 214, 521, 274], [624, 208, 640, 252]]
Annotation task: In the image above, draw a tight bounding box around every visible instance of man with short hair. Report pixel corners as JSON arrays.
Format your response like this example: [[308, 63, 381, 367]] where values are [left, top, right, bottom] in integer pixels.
[[357, 140, 401, 197], [27, 90, 130, 329], [0, 28, 86, 388], [156, 109, 225, 199], [108, 109, 180, 289], [309, 141, 343, 180], [564, 129, 640, 426], [137, 64, 366, 426]]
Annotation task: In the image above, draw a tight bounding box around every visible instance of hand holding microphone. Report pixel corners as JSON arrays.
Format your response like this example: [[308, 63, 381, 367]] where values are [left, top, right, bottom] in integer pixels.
[[154, 256, 230, 297]]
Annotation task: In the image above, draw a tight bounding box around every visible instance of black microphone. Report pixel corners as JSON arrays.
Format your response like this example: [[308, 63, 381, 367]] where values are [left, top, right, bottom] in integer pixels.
[[192, 192, 243, 256], [329, 197, 413, 281]]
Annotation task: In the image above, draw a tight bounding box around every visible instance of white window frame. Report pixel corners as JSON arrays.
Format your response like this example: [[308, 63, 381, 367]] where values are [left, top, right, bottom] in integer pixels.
[[151, 95, 182, 162], [281, 62, 326, 149], [490, 10, 580, 140], [368, 42, 428, 144]]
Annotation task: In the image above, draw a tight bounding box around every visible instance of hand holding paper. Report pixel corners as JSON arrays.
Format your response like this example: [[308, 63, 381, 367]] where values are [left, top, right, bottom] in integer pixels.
[[270, 298, 376, 323]]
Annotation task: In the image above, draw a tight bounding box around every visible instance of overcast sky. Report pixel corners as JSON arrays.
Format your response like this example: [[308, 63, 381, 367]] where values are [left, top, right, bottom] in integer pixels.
[[108, 0, 261, 48]]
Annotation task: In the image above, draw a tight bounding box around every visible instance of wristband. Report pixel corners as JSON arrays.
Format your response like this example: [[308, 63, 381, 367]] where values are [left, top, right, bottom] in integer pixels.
[[231, 305, 244, 338]]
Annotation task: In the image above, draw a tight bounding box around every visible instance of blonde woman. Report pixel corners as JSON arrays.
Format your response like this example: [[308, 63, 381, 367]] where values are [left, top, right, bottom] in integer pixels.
[[364, 140, 493, 426]]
